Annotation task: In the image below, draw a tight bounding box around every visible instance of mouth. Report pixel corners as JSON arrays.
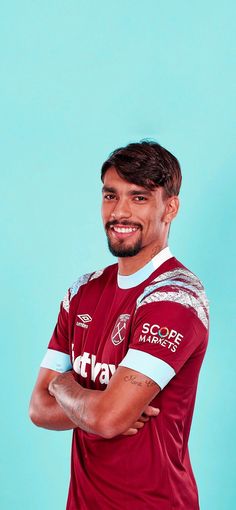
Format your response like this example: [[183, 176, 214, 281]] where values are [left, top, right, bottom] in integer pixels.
[[107, 223, 141, 240]]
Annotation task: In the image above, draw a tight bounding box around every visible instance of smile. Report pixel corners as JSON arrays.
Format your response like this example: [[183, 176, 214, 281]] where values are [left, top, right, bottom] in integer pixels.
[[112, 226, 138, 233], [108, 224, 140, 239]]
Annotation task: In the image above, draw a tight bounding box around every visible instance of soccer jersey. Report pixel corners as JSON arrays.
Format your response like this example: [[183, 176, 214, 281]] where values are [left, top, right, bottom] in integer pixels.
[[41, 247, 209, 510]]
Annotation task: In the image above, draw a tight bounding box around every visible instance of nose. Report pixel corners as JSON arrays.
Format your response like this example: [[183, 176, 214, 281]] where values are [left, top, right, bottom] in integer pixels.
[[111, 198, 132, 220]]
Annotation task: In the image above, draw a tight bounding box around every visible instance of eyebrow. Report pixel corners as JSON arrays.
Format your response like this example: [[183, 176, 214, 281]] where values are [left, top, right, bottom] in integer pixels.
[[128, 189, 152, 196], [102, 185, 152, 196], [102, 186, 116, 193]]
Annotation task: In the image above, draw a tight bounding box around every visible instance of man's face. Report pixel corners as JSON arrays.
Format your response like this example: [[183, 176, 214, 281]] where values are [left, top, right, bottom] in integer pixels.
[[101, 167, 170, 258]]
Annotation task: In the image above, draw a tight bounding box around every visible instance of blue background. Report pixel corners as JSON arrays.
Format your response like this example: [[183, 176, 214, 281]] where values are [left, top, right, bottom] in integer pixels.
[[1, 1, 235, 508]]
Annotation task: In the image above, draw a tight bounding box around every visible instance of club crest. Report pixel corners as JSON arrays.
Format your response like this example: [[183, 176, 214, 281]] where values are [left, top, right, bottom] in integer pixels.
[[111, 314, 131, 346]]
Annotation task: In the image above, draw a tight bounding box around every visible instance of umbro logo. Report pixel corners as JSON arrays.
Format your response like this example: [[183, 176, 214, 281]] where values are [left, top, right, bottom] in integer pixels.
[[76, 314, 92, 329], [77, 314, 92, 323]]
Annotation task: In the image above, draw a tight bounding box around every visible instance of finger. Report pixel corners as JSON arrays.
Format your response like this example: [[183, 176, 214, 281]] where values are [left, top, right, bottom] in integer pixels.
[[133, 421, 145, 429], [142, 406, 160, 417], [122, 421, 145, 436], [122, 428, 139, 436]]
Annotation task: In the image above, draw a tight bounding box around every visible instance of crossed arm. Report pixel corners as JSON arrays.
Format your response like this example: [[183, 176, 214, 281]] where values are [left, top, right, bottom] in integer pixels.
[[29, 366, 160, 438]]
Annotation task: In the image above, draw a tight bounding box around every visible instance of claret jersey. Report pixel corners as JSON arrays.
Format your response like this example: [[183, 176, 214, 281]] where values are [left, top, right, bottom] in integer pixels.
[[41, 247, 209, 510]]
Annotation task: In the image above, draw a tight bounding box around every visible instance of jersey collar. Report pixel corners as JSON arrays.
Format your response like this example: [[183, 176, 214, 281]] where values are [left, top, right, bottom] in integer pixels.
[[117, 246, 173, 289]]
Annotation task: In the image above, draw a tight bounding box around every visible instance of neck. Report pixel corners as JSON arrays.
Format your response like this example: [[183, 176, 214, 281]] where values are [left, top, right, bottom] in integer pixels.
[[118, 242, 168, 276]]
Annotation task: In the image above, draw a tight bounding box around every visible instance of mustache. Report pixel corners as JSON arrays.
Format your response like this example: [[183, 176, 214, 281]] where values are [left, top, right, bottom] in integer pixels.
[[105, 220, 142, 230]]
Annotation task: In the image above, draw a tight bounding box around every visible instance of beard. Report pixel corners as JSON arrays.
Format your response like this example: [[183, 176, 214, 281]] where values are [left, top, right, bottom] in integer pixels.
[[107, 236, 142, 257], [105, 220, 143, 257]]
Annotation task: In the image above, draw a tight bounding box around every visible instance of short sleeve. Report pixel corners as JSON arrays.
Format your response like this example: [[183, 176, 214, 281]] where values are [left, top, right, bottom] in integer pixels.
[[40, 293, 72, 373], [119, 301, 208, 389], [40, 273, 93, 372]]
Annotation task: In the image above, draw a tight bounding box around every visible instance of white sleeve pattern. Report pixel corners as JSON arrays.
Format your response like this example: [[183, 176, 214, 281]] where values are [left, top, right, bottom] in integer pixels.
[[62, 271, 104, 312], [136, 268, 209, 329]]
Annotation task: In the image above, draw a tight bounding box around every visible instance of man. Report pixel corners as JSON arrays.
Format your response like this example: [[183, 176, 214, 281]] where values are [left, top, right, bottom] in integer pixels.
[[29, 141, 209, 509]]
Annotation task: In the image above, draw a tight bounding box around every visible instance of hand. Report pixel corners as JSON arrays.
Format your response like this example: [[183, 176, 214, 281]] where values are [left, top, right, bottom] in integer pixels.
[[48, 371, 74, 397], [122, 405, 160, 436]]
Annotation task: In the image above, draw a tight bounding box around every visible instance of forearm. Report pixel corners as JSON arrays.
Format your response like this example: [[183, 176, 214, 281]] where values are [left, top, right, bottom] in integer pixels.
[[48, 370, 159, 439], [49, 373, 104, 435], [29, 387, 77, 431]]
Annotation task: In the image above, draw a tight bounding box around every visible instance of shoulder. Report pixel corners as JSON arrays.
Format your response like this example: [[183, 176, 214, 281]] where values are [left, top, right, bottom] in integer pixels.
[[62, 264, 117, 312], [137, 261, 209, 329]]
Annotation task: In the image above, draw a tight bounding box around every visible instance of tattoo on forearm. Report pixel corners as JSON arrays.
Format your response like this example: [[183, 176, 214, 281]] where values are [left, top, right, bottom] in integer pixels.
[[145, 379, 156, 388], [124, 375, 142, 386], [123, 375, 156, 388]]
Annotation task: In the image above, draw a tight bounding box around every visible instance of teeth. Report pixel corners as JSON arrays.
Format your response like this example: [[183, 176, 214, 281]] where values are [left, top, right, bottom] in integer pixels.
[[113, 226, 137, 233]]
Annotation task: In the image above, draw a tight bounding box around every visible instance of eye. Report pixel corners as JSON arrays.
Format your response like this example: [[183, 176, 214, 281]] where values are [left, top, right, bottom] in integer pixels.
[[133, 195, 147, 202], [103, 193, 116, 201]]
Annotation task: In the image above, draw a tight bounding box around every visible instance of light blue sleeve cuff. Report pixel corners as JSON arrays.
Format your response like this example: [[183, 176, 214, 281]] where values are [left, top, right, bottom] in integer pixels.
[[119, 348, 175, 389], [40, 349, 73, 373]]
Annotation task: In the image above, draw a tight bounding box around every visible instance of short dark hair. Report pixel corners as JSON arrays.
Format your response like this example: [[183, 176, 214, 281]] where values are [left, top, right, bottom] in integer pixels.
[[101, 140, 182, 197]]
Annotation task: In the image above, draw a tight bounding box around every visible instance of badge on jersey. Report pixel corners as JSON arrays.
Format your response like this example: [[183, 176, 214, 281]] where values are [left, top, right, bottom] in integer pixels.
[[111, 314, 131, 346]]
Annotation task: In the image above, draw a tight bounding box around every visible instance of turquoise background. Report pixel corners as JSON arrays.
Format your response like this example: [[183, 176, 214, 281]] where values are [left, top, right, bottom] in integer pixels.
[[1, 1, 235, 508]]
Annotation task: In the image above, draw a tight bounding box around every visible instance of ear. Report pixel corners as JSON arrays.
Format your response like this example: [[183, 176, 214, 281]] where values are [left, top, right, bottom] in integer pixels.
[[163, 196, 179, 224]]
